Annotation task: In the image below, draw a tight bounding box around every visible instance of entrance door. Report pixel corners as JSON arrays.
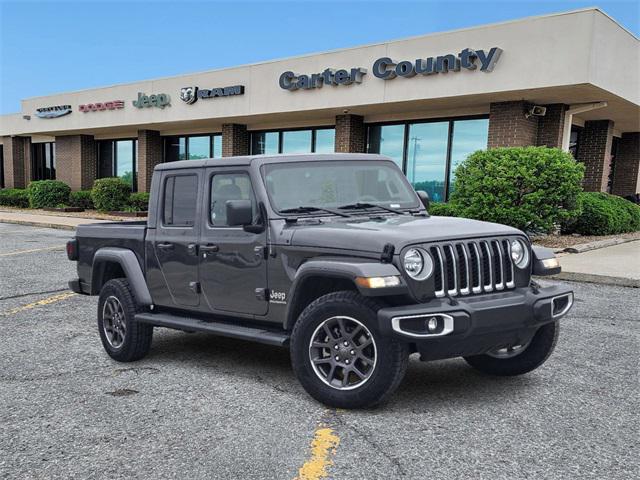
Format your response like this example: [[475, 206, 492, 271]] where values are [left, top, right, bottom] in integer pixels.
[[198, 169, 268, 316], [152, 171, 201, 307]]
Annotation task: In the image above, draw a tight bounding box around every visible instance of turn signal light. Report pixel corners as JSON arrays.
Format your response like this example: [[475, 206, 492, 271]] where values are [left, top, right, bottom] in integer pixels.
[[355, 276, 401, 289], [66, 239, 78, 261]]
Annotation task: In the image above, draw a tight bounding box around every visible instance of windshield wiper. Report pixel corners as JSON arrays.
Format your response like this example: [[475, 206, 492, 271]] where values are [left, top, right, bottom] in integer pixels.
[[280, 206, 350, 217], [337, 202, 405, 215]]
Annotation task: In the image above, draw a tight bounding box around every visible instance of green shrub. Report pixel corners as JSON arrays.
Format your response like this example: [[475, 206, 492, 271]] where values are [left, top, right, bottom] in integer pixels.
[[0, 188, 30, 208], [91, 177, 131, 212], [448, 147, 584, 233], [68, 190, 94, 209], [27, 180, 71, 209], [564, 192, 640, 235], [129, 192, 150, 211], [428, 202, 459, 217]]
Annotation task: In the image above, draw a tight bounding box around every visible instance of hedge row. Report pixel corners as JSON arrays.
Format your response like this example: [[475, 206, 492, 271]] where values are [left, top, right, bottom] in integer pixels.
[[563, 192, 640, 235], [0, 178, 150, 212]]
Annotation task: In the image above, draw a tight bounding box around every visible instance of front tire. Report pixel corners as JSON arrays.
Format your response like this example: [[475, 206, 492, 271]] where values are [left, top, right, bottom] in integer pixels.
[[97, 278, 153, 362], [290, 291, 408, 409], [464, 321, 559, 376]]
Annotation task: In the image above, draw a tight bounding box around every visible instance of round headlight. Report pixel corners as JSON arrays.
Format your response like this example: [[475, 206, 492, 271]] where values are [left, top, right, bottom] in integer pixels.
[[510, 239, 530, 268], [403, 248, 433, 280]]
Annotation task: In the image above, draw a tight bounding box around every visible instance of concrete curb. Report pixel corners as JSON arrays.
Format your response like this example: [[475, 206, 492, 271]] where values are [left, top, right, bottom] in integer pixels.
[[0, 219, 76, 231], [550, 272, 640, 288], [562, 237, 638, 254]]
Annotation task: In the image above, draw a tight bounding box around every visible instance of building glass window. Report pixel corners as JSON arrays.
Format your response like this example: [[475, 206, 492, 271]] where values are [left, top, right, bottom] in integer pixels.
[[97, 139, 137, 190], [448, 118, 489, 195], [366, 116, 488, 201], [164, 134, 222, 162], [314, 129, 336, 153], [250, 128, 336, 155], [31, 142, 56, 181], [367, 124, 405, 168], [406, 122, 449, 202], [569, 125, 582, 159], [282, 130, 312, 154]]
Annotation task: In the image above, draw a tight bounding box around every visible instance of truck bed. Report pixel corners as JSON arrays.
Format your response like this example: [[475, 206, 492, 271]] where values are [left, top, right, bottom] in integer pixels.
[[75, 221, 148, 292]]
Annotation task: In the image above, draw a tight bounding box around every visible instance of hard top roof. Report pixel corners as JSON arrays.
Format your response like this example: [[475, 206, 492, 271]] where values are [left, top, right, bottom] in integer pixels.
[[154, 153, 393, 171]]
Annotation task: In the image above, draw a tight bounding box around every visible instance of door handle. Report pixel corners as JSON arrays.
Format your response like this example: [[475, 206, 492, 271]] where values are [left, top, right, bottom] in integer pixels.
[[200, 244, 219, 253], [156, 242, 174, 250]]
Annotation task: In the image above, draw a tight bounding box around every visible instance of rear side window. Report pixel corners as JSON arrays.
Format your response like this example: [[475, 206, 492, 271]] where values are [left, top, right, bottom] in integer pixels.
[[163, 174, 198, 227]]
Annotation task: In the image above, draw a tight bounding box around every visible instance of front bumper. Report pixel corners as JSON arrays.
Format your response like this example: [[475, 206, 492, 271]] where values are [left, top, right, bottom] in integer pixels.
[[377, 285, 573, 361]]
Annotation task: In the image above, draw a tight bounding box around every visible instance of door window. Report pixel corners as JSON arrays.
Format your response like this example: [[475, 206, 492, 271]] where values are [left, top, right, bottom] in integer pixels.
[[210, 173, 256, 226], [163, 175, 198, 226]]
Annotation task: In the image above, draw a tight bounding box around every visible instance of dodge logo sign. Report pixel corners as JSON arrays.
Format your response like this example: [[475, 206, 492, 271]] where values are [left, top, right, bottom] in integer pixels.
[[180, 87, 198, 105]]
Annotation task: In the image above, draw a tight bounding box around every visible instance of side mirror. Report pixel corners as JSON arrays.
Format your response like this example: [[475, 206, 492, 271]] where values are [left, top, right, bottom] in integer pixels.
[[416, 190, 430, 210], [226, 200, 253, 227]]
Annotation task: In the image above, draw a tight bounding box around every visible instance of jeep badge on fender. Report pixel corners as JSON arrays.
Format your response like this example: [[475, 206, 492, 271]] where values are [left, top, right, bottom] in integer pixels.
[[67, 153, 573, 409]]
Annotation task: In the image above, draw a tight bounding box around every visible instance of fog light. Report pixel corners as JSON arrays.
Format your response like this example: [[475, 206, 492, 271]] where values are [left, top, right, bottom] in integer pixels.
[[427, 317, 439, 332]]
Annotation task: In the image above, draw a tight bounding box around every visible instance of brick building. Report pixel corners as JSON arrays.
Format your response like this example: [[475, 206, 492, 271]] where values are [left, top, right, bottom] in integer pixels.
[[1, 8, 638, 200]]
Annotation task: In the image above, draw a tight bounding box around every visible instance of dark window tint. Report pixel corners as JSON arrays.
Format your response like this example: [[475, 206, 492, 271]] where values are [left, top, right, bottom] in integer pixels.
[[210, 173, 256, 226], [31, 142, 56, 180], [0, 145, 4, 188], [163, 175, 198, 227]]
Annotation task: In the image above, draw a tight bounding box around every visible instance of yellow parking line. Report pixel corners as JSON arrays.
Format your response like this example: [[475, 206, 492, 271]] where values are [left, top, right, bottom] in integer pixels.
[[295, 423, 340, 480], [1, 292, 76, 316], [0, 245, 65, 257]]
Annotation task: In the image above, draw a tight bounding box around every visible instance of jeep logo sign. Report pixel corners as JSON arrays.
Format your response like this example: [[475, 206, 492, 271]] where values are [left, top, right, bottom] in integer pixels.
[[132, 92, 171, 109]]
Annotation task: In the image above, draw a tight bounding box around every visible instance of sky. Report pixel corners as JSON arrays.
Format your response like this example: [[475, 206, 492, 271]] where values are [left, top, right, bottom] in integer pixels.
[[0, 0, 638, 114]]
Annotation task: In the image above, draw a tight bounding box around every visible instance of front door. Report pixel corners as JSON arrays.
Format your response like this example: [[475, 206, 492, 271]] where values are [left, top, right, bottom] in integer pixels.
[[198, 169, 268, 316], [151, 171, 201, 307]]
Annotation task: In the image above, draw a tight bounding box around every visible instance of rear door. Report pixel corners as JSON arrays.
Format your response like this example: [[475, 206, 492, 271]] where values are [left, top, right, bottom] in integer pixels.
[[151, 171, 202, 307], [198, 168, 268, 316]]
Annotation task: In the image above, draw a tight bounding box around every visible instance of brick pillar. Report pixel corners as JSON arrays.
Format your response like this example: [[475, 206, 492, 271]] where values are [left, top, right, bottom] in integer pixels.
[[536, 104, 567, 148], [222, 124, 249, 157], [577, 120, 615, 192], [1, 136, 30, 188], [55, 135, 97, 191], [335, 114, 365, 153], [137, 130, 163, 192], [611, 132, 640, 197], [488, 101, 538, 148]]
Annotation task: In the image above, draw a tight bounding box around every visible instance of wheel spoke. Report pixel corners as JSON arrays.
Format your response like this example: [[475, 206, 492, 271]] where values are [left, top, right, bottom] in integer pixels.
[[351, 365, 367, 379]]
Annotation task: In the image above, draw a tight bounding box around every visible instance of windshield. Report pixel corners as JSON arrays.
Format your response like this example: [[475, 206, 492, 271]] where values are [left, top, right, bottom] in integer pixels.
[[263, 160, 420, 213]]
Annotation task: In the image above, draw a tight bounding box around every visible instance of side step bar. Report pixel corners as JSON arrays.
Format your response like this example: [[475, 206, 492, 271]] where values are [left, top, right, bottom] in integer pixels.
[[135, 312, 290, 347]]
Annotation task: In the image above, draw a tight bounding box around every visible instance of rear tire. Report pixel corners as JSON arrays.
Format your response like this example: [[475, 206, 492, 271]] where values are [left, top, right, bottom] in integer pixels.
[[290, 291, 408, 409], [97, 278, 153, 362], [464, 321, 559, 376]]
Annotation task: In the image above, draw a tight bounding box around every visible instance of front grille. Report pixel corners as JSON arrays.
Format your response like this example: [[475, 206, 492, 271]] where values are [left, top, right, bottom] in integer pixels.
[[429, 238, 516, 297]]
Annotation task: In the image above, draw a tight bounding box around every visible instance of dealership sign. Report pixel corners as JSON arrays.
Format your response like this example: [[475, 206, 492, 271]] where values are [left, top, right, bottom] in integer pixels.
[[79, 100, 125, 113], [279, 68, 366, 90], [279, 47, 502, 90], [35, 105, 72, 118], [133, 92, 171, 109], [180, 85, 244, 104]]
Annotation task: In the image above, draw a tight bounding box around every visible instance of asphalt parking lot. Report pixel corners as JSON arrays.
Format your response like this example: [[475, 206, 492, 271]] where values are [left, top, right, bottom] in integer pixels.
[[0, 222, 638, 480]]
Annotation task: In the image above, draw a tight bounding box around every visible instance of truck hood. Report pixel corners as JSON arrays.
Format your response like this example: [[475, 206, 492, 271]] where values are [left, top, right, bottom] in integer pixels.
[[286, 215, 523, 253]]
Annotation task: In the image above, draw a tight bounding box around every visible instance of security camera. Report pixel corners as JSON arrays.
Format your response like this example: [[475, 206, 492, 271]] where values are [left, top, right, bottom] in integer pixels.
[[525, 105, 547, 118], [343, 109, 350, 114]]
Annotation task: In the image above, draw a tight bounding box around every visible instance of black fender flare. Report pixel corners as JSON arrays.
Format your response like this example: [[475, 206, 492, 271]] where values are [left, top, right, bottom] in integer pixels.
[[283, 258, 406, 330], [91, 247, 153, 305]]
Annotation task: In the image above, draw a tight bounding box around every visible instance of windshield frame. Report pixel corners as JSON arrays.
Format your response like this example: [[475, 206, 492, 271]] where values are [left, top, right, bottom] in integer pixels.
[[260, 159, 422, 217]]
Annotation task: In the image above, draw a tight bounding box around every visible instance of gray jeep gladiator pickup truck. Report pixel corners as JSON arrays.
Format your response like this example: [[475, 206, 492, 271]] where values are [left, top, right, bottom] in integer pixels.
[[68, 153, 573, 408]]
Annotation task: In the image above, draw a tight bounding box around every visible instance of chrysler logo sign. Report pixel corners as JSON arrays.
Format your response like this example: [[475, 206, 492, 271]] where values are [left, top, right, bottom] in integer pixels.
[[180, 85, 244, 104], [35, 105, 72, 118]]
